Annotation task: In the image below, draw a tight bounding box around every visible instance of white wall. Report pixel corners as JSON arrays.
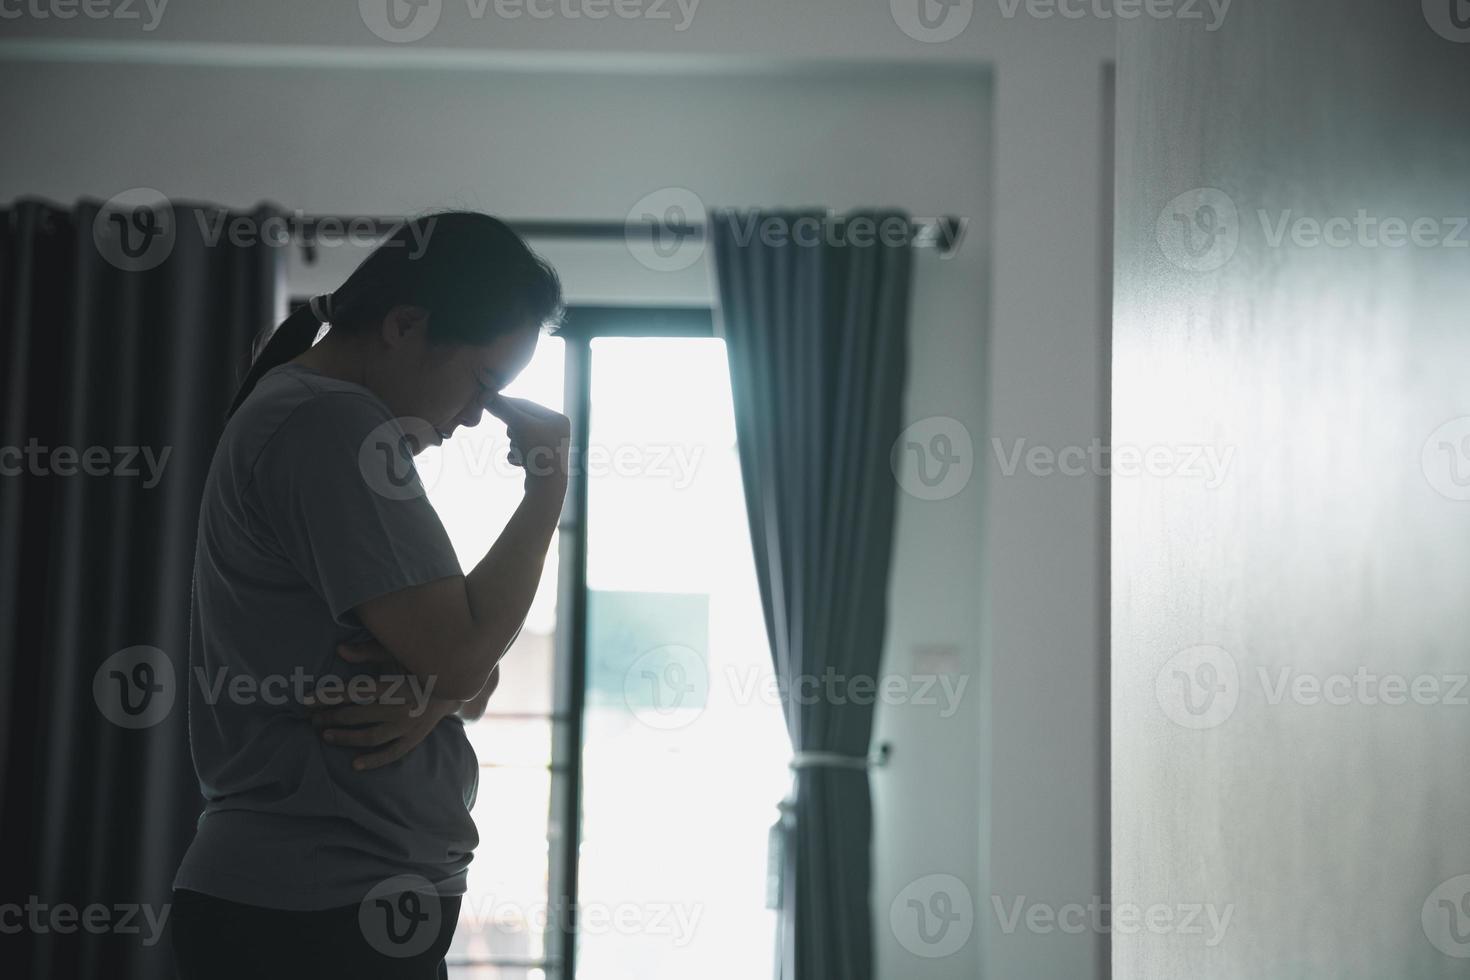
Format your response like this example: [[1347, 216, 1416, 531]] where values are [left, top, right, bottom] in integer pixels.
[[1113, 2, 1470, 976], [2, 6, 1114, 977]]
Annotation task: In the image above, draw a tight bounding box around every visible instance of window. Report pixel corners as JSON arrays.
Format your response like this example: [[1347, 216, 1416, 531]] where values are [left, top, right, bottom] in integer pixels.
[[421, 308, 790, 979]]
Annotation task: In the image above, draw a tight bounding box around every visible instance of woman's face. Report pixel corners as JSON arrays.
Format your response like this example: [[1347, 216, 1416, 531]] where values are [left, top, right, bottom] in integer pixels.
[[377, 310, 541, 447]]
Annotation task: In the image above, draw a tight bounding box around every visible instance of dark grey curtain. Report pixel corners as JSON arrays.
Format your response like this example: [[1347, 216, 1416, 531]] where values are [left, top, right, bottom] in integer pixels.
[[710, 210, 913, 980], [0, 198, 278, 979]]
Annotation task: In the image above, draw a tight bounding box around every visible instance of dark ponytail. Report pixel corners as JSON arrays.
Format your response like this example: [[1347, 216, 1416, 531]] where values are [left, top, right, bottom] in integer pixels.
[[227, 303, 326, 419], [227, 211, 562, 420]]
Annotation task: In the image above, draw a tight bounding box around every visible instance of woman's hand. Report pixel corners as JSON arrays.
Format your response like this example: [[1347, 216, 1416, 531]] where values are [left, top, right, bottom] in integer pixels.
[[485, 393, 571, 492], [306, 639, 463, 771]]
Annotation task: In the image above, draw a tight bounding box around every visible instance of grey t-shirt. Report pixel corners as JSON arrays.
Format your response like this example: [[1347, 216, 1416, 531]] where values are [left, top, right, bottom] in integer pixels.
[[174, 363, 479, 911]]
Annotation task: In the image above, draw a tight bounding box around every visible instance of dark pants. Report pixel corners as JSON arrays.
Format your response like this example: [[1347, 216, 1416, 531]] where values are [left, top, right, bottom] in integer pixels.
[[170, 888, 461, 980]]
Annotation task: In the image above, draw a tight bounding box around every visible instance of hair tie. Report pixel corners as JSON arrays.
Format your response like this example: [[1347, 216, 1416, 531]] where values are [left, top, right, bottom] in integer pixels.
[[307, 293, 334, 323]]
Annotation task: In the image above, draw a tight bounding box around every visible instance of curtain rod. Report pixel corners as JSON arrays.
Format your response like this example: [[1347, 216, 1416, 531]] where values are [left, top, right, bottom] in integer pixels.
[[291, 214, 963, 263]]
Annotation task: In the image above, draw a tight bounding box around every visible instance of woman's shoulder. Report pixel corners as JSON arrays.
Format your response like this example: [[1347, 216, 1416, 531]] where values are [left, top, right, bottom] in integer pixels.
[[259, 363, 387, 413], [236, 365, 392, 440], [222, 366, 398, 486]]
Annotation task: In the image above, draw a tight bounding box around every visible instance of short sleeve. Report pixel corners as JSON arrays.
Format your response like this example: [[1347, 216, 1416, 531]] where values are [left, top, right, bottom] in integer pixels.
[[250, 392, 464, 622]]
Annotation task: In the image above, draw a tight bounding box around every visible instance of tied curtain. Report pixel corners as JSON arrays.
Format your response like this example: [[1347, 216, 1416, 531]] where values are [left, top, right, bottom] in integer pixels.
[[0, 198, 278, 980], [710, 210, 914, 980]]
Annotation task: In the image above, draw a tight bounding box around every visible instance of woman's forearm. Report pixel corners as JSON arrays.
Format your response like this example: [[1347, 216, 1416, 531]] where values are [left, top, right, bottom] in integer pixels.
[[461, 480, 564, 676]]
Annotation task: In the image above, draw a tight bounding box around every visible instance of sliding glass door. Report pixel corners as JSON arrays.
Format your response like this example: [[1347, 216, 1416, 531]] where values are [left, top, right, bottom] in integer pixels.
[[575, 335, 789, 980], [427, 309, 789, 979]]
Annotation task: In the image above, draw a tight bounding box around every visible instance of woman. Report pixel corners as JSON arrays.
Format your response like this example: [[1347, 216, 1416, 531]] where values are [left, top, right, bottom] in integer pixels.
[[170, 212, 567, 979]]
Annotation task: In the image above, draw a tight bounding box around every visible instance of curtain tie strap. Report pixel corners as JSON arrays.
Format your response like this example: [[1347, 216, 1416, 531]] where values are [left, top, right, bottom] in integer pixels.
[[789, 748, 886, 771]]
